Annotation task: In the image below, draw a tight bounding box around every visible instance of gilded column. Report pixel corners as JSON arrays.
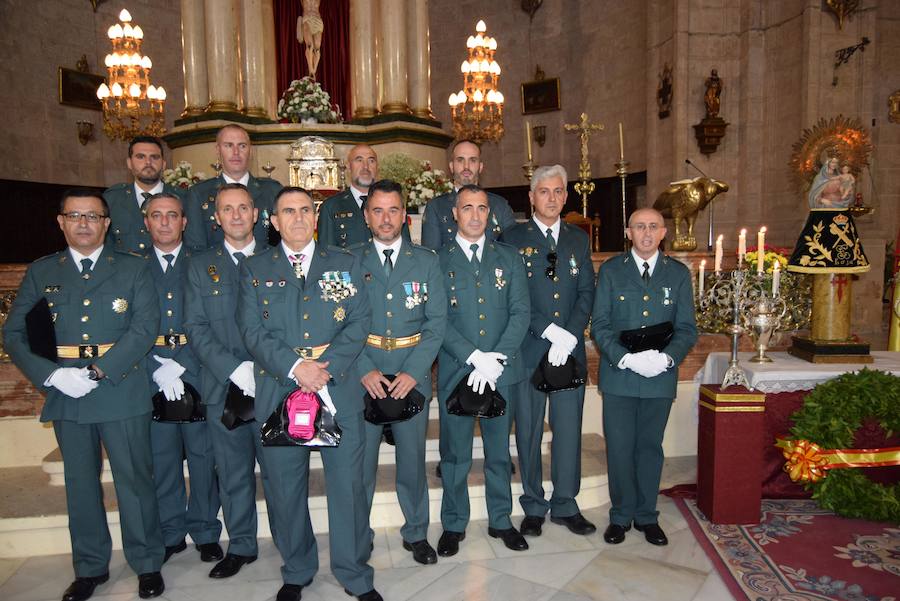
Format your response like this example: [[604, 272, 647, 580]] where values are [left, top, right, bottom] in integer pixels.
[[350, 0, 379, 118], [239, 0, 269, 118], [180, 0, 209, 117], [379, 0, 410, 114], [261, 0, 278, 119], [204, 0, 239, 113], [407, 0, 432, 119]]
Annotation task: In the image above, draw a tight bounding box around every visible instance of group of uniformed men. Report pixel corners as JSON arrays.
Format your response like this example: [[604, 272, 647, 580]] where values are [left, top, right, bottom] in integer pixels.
[[3, 124, 697, 601]]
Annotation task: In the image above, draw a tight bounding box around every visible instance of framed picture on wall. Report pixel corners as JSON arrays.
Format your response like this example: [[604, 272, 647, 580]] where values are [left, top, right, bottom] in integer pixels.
[[58, 67, 105, 111], [521, 77, 561, 114]]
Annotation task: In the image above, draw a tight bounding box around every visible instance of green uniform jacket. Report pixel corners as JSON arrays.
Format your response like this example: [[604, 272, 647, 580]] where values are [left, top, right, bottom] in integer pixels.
[[316, 189, 412, 249], [104, 182, 186, 254], [237, 244, 371, 418], [184, 175, 281, 251], [421, 191, 516, 251], [183, 244, 262, 406], [436, 240, 530, 396], [590, 253, 698, 398], [351, 241, 447, 398], [3, 247, 159, 423], [501, 221, 595, 371]]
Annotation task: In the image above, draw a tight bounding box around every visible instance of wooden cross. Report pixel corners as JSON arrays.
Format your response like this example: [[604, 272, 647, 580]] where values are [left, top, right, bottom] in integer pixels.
[[564, 113, 604, 217]]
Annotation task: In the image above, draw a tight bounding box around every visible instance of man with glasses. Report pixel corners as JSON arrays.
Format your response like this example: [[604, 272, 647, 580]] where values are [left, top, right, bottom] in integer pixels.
[[3, 189, 165, 600], [590, 208, 697, 547], [435, 184, 530, 556], [238, 187, 380, 601], [421, 140, 515, 251], [500, 165, 597, 538], [105, 136, 185, 254], [142, 193, 223, 566], [184, 183, 267, 580], [185, 124, 281, 251]]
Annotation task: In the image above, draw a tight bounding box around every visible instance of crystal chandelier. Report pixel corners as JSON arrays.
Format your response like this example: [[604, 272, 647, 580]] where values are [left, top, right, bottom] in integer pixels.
[[448, 20, 504, 144], [96, 9, 166, 141]]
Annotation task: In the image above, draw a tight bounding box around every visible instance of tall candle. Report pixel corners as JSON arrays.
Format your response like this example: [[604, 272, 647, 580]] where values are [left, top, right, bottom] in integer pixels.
[[738, 229, 747, 266], [525, 120, 533, 162], [714, 234, 723, 273], [618, 122, 625, 160], [772, 261, 781, 296], [699, 259, 706, 298], [757, 227, 766, 273]]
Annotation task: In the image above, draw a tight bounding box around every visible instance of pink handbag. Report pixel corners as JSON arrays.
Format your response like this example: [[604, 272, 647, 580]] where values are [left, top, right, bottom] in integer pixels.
[[286, 389, 319, 440]]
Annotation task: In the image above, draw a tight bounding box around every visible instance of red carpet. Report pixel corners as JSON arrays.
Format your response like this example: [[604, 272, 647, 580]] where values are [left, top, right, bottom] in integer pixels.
[[674, 498, 899, 600]]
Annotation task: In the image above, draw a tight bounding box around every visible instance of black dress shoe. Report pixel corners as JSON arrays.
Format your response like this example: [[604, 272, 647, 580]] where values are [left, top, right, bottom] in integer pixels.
[[603, 523, 631, 544], [634, 522, 669, 546], [196, 542, 224, 562], [520, 515, 545, 537], [402, 539, 438, 564], [164, 539, 187, 563], [62, 573, 109, 601], [550, 513, 597, 535], [344, 589, 384, 601], [137, 572, 164, 599], [437, 530, 465, 557], [487, 527, 529, 551], [276, 583, 304, 601], [209, 553, 257, 578]]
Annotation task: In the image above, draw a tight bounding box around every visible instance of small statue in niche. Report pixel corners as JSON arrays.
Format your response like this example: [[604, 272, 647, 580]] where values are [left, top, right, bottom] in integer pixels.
[[297, 0, 324, 79], [704, 69, 722, 118]]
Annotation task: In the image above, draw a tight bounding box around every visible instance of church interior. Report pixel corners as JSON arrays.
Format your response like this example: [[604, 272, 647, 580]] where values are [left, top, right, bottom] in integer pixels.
[[1, 1, 899, 600]]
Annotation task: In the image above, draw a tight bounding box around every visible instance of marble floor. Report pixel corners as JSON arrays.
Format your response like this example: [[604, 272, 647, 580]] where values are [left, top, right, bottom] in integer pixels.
[[0, 458, 733, 601]]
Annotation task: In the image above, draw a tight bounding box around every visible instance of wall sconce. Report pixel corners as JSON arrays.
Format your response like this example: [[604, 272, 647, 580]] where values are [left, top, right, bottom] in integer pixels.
[[532, 124, 546, 147], [76, 120, 94, 145]]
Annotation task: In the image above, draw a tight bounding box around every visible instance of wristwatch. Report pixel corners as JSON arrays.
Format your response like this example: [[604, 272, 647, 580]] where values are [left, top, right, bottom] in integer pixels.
[[87, 365, 102, 381]]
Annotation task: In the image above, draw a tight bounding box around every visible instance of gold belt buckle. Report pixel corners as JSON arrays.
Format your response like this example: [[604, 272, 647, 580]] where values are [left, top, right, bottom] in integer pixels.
[[383, 337, 396, 351], [79, 344, 99, 359], [166, 335, 179, 349], [294, 346, 312, 358]]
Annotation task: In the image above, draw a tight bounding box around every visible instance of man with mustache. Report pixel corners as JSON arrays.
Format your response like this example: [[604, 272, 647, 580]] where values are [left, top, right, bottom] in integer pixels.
[[104, 136, 185, 254], [421, 140, 515, 251], [185, 124, 281, 251], [500, 165, 597, 538]]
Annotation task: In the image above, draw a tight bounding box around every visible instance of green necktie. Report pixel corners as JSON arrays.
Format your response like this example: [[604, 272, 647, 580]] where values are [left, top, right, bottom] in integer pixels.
[[642, 261, 650, 283], [470, 243, 480, 276], [383, 248, 394, 278], [163, 253, 174, 273], [546, 227, 556, 251]]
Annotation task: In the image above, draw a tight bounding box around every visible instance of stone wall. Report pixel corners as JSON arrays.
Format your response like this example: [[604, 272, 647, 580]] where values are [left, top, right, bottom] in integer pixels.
[[0, 0, 184, 187]]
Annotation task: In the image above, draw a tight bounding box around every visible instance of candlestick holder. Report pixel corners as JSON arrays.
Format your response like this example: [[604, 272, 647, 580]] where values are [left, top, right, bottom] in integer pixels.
[[522, 160, 535, 183], [210, 161, 222, 176], [262, 161, 276, 178], [615, 158, 629, 251]]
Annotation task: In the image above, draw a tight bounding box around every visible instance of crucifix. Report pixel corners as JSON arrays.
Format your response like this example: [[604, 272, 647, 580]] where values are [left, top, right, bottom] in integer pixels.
[[564, 112, 604, 218]]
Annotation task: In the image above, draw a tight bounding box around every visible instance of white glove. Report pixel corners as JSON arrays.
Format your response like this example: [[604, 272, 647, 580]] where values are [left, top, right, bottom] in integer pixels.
[[543, 323, 578, 353], [466, 350, 507, 382], [466, 369, 496, 395], [48, 367, 98, 399], [548, 343, 570, 367], [229, 361, 256, 397], [620, 350, 667, 378]]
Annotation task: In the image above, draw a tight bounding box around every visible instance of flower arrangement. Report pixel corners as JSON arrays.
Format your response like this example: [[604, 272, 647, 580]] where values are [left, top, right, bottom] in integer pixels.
[[277, 76, 341, 124], [378, 153, 422, 188], [405, 161, 453, 209], [744, 245, 792, 273], [161, 161, 207, 189]]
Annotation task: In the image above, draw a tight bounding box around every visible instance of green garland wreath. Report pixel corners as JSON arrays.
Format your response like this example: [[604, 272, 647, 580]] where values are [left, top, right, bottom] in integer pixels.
[[788, 368, 900, 523]]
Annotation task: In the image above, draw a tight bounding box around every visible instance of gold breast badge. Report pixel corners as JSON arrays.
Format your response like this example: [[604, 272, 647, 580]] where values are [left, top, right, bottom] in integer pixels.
[[112, 298, 129, 313], [333, 306, 346, 322]]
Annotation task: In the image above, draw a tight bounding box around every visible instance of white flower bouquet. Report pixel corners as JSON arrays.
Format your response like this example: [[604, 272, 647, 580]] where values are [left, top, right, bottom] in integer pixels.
[[161, 161, 207, 189], [277, 76, 341, 123]]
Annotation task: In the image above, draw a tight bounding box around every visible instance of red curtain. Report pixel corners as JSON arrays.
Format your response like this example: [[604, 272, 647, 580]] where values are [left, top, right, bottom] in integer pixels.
[[273, 0, 351, 120]]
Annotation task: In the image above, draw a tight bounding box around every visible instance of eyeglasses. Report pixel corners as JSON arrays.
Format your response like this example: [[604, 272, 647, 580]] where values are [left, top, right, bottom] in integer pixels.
[[630, 223, 661, 233], [546, 252, 558, 279], [61, 212, 108, 223]]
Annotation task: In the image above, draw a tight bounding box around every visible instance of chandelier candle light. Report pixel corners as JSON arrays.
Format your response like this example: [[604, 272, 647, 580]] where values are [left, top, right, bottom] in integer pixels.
[[448, 20, 504, 144], [96, 9, 166, 140]]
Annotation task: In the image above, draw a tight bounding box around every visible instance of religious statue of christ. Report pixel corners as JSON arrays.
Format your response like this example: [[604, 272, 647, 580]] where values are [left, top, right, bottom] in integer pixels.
[[297, 0, 323, 79]]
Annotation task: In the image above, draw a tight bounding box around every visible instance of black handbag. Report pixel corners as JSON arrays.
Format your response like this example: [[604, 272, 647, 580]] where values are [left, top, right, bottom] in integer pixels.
[[260, 389, 341, 448], [221, 382, 254, 430], [445, 374, 506, 418], [619, 321, 674, 353], [531, 353, 587, 393], [363, 374, 426, 425], [152, 382, 205, 423]]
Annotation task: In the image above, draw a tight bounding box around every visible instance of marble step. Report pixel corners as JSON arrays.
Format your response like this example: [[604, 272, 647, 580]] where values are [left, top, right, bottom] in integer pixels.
[[0, 434, 607, 558], [41, 399, 551, 485]]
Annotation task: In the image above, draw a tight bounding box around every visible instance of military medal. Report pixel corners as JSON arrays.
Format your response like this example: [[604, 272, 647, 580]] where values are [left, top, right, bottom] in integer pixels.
[[319, 271, 357, 302], [208, 265, 220, 283], [404, 281, 428, 309], [569, 255, 579, 276], [262, 209, 270, 230], [111, 298, 129, 313], [663, 287, 672, 305], [494, 268, 506, 290], [333, 306, 346, 322]]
